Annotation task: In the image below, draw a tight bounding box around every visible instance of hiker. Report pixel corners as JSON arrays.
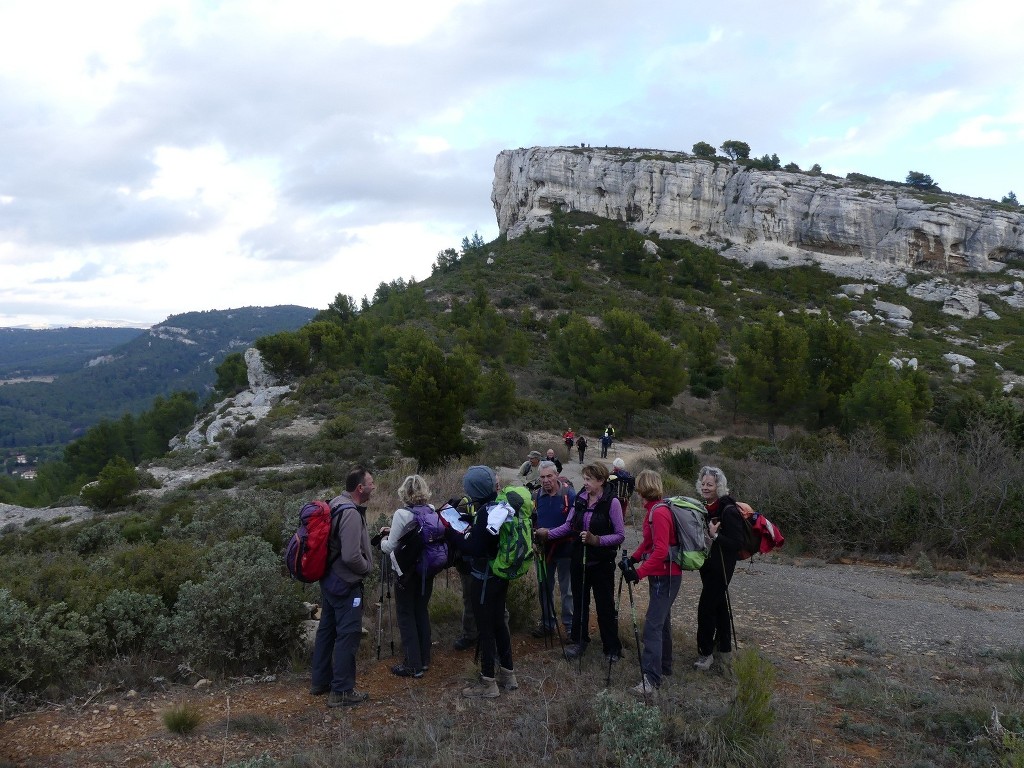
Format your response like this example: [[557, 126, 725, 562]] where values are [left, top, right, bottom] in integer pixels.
[[600, 431, 612, 458], [379, 474, 437, 678], [311, 466, 375, 707], [536, 462, 624, 662], [693, 465, 745, 673], [531, 460, 574, 638], [608, 457, 636, 520], [622, 469, 681, 697], [562, 427, 575, 459], [575, 433, 588, 464], [519, 450, 543, 488], [447, 465, 518, 698], [545, 448, 563, 475]]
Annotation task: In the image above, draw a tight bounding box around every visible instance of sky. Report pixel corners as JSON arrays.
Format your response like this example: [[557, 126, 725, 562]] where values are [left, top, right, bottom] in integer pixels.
[[0, 0, 1021, 328]]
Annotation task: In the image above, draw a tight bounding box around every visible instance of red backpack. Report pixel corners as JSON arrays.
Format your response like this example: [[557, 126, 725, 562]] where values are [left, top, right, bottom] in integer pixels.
[[735, 501, 785, 560], [284, 500, 352, 582]]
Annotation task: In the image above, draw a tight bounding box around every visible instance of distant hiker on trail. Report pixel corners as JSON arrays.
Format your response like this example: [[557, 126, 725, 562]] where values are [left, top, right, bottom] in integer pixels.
[[622, 469, 681, 697], [575, 433, 588, 464], [545, 448, 563, 475], [531, 460, 575, 638], [608, 457, 636, 521], [519, 450, 543, 488], [563, 428, 575, 459], [603, 425, 615, 455], [311, 466, 375, 707], [694, 465, 745, 675], [600, 431, 611, 458], [379, 474, 438, 679], [536, 462, 624, 663]]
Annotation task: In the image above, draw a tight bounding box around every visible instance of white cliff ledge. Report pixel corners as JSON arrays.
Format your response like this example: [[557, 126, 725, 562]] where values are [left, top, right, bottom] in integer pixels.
[[492, 147, 1024, 277]]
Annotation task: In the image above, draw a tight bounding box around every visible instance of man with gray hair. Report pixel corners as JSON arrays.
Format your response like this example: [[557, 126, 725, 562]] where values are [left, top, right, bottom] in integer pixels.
[[530, 460, 575, 638]]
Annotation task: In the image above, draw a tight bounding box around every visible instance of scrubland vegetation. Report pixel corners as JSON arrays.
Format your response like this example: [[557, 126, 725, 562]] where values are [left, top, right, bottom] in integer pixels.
[[2, 212, 1024, 765]]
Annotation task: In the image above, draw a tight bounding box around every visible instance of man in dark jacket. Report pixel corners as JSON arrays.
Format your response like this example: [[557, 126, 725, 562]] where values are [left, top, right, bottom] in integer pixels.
[[311, 466, 375, 707]]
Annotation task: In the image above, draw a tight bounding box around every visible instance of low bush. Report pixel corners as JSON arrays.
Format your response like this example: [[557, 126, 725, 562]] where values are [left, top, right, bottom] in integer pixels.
[[162, 700, 203, 735]]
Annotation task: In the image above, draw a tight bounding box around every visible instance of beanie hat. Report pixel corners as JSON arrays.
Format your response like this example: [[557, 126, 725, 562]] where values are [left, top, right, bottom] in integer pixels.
[[463, 465, 497, 500]]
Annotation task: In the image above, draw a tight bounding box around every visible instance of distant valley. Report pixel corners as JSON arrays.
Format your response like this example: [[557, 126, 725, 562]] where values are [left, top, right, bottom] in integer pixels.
[[0, 305, 316, 457]]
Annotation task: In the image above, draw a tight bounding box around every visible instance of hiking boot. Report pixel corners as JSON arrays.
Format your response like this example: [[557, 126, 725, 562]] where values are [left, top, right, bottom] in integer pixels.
[[530, 623, 555, 639], [564, 643, 586, 660], [693, 654, 714, 671], [630, 674, 658, 698], [309, 684, 330, 695], [327, 689, 369, 707], [391, 664, 424, 678], [497, 666, 519, 691], [462, 675, 499, 698], [453, 635, 477, 651], [606, 653, 622, 663]]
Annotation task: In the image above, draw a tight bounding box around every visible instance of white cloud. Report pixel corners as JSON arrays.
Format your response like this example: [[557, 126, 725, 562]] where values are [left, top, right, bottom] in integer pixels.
[[0, 0, 1020, 327]]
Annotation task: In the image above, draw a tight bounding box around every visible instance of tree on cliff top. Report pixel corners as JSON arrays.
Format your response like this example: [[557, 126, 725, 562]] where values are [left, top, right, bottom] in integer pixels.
[[720, 140, 751, 160], [905, 171, 940, 191]]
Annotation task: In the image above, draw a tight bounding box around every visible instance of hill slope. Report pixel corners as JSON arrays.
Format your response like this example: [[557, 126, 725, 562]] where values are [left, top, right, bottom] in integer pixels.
[[0, 305, 316, 453]]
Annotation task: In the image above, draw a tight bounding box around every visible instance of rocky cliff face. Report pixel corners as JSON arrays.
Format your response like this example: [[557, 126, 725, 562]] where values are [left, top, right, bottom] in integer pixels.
[[492, 147, 1024, 278]]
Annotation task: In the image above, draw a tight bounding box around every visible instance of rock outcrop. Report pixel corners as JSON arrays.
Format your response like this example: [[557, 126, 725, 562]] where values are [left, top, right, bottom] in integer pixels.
[[493, 147, 1024, 280], [171, 348, 290, 450]]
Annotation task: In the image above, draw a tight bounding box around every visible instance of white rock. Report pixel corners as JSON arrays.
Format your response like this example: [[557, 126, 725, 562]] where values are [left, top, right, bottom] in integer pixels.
[[888, 357, 903, 369], [873, 299, 913, 319], [907, 358, 918, 370], [943, 353, 976, 368], [848, 310, 872, 325], [643, 239, 659, 255]]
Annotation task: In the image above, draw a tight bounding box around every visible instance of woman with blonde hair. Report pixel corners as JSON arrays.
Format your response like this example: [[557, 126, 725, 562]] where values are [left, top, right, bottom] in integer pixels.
[[380, 474, 442, 678], [622, 469, 681, 697]]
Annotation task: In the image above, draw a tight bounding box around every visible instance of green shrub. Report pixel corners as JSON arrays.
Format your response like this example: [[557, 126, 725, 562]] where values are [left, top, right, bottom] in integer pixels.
[[162, 700, 204, 734], [596, 690, 675, 768], [93, 589, 169, 655], [170, 536, 304, 673], [81, 456, 141, 510], [0, 589, 41, 692], [657, 447, 699, 482]]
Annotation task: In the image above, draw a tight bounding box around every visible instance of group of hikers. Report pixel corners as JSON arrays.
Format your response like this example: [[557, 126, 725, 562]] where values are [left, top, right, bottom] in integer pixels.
[[309, 458, 746, 707], [561, 424, 617, 464]]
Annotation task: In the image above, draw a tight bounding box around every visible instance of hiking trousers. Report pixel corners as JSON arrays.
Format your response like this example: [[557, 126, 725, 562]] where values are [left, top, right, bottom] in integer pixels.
[[696, 566, 733, 656], [395, 574, 434, 670], [641, 574, 681, 687], [471, 575, 513, 678], [311, 585, 363, 694], [570, 559, 621, 656], [538, 556, 573, 631]]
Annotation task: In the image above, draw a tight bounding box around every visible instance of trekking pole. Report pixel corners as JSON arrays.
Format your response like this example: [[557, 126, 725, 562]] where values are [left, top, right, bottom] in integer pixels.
[[607, 552, 626, 687], [720, 547, 739, 651], [535, 554, 551, 649], [376, 554, 386, 660], [624, 555, 646, 694], [577, 540, 588, 673], [385, 555, 395, 657]]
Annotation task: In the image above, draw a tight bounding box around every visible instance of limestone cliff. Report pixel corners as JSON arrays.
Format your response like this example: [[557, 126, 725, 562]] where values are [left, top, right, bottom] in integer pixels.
[[492, 147, 1024, 277]]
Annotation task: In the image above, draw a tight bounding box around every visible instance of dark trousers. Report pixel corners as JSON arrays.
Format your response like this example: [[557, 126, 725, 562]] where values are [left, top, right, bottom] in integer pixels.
[[577, 446, 586, 463], [471, 575, 513, 677], [311, 585, 363, 694], [696, 561, 734, 655], [570, 558, 621, 655], [641, 575, 681, 686], [396, 574, 434, 669]]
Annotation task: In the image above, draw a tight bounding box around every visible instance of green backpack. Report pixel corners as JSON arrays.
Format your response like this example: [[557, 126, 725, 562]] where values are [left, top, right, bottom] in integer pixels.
[[489, 498, 534, 580]]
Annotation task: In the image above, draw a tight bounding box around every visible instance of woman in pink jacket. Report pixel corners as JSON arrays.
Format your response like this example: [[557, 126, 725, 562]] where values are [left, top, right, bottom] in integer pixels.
[[624, 469, 681, 697]]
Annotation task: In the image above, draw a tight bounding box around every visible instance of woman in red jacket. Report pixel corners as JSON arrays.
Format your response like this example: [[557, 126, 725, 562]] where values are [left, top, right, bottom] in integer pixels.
[[624, 469, 681, 697]]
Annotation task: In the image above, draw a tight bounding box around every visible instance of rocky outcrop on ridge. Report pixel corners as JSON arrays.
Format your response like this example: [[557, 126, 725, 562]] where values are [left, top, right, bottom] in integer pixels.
[[492, 146, 1024, 288]]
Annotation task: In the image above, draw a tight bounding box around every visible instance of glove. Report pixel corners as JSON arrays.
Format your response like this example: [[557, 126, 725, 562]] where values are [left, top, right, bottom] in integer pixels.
[[626, 556, 639, 567], [623, 563, 640, 584]]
